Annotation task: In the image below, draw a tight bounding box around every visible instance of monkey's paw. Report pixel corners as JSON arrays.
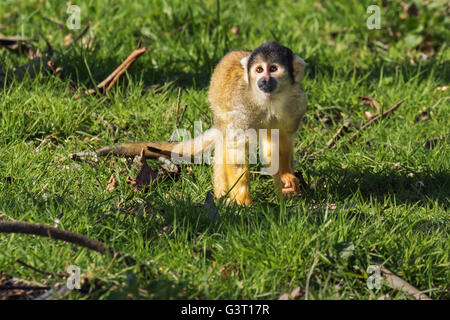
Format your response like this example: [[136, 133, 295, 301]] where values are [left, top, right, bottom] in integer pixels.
[[280, 173, 300, 195], [235, 194, 252, 206]]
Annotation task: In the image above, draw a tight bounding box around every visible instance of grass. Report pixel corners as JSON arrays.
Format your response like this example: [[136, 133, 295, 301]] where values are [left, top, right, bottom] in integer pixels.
[[0, 0, 449, 300]]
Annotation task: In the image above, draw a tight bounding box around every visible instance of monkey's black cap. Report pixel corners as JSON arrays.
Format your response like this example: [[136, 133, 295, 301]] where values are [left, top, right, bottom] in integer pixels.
[[247, 42, 295, 80]]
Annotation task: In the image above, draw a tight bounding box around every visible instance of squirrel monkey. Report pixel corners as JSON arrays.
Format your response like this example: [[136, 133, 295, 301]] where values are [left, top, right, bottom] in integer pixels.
[[96, 42, 307, 205]]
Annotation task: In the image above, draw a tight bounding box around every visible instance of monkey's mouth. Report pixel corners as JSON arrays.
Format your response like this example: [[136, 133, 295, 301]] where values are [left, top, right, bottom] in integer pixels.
[[259, 87, 278, 98], [257, 78, 277, 95]]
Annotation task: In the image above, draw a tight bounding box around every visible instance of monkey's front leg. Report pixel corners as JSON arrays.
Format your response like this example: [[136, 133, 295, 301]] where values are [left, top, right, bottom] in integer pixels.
[[213, 138, 251, 206], [261, 130, 300, 196], [276, 135, 300, 195]]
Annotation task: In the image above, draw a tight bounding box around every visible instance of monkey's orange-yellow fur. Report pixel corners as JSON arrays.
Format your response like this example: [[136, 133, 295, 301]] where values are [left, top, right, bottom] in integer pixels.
[[96, 43, 307, 205], [207, 48, 307, 205]]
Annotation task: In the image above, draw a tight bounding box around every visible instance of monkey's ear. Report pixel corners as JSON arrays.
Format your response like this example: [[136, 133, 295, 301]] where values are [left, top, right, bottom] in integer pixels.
[[240, 56, 250, 83], [293, 55, 307, 82]]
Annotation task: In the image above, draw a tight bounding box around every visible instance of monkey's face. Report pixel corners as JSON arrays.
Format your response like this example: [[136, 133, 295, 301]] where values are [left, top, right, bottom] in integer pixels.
[[240, 42, 306, 103], [248, 58, 291, 97]]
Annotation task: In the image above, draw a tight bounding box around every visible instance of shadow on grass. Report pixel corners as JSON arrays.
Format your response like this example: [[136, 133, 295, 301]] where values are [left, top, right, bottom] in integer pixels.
[[305, 55, 450, 84], [307, 165, 449, 208], [54, 47, 214, 91]]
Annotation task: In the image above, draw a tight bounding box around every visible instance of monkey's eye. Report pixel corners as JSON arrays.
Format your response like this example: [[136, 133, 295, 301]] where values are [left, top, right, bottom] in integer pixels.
[[256, 66, 264, 73], [269, 65, 278, 72]]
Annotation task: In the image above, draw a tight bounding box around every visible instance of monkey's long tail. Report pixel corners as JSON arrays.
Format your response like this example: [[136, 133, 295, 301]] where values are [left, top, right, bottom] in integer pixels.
[[95, 128, 219, 162]]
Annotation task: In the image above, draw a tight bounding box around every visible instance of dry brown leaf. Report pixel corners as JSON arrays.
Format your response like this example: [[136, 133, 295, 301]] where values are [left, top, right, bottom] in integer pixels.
[[106, 174, 117, 191], [313, 1, 324, 11], [81, 36, 93, 48], [63, 34, 73, 47], [364, 111, 375, 120], [126, 149, 158, 191], [278, 293, 289, 300], [400, 2, 418, 19], [218, 261, 240, 280], [359, 96, 381, 113], [290, 286, 305, 299], [416, 109, 429, 121], [278, 286, 304, 300]]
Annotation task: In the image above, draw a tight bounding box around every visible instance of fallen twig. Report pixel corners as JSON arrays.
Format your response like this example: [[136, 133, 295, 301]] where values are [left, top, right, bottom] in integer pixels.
[[0, 221, 107, 253], [0, 36, 36, 55], [0, 221, 135, 265], [326, 122, 350, 148], [380, 266, 431, 300], [16, 259, 66, 279], [351, 99, 404, 136], [73, 44, 147, 99], [309, 99, 404, 160], [198, 114, 212, 127], [176, 104, 188, 128], [33, 284, 69, 300], [305, 244, 320, 300], [0, 285, 50, 291], [97, 46, 147, 92], [65, 23, 90, 51]]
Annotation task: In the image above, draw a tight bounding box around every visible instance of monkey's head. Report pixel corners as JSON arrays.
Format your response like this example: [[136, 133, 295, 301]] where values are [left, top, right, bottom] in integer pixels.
[[240, 42, 306, 100]]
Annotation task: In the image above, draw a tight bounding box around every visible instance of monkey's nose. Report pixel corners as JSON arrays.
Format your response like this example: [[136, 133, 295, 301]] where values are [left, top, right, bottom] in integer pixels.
[[257, 77, 277, 93]]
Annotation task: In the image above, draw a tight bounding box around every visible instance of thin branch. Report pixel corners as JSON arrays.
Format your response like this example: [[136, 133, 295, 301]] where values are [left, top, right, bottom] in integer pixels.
[[0, 285, 50, 291], [16, 259, 66, 279], [326, 122, 350, 148], [97, 47, 147, 92], [65, 23, 90, 51], [176, 104, 188, 128], [0, 221, 136, 265], [309, 99, 404, 160], [305, 244, 320, 300], [349, 99, 404, 138], [0, 221, 107, 253], [34, 284, 69, 300], [380, 266, 432, 300]]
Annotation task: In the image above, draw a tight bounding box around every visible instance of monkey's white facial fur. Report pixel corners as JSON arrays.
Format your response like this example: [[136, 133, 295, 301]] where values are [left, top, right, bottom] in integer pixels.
[[241, 55, 301, 103]]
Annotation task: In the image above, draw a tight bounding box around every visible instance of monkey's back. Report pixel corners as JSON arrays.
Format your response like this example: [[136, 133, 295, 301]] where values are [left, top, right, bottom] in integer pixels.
[[208, 50, 250, 119]]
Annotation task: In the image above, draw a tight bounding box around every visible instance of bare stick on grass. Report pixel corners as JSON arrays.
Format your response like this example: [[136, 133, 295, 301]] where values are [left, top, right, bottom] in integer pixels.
[[97, 46, 147, 92], [65, 23, 91, 51], [380, 266, 432, 300], [309, 99, 404, 160], [305, 244, 320, 300], [0, 221, 135, 265], [74, 44, 147, 99], [0, 221, 107, 253], [16, 259, 66, 279]]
